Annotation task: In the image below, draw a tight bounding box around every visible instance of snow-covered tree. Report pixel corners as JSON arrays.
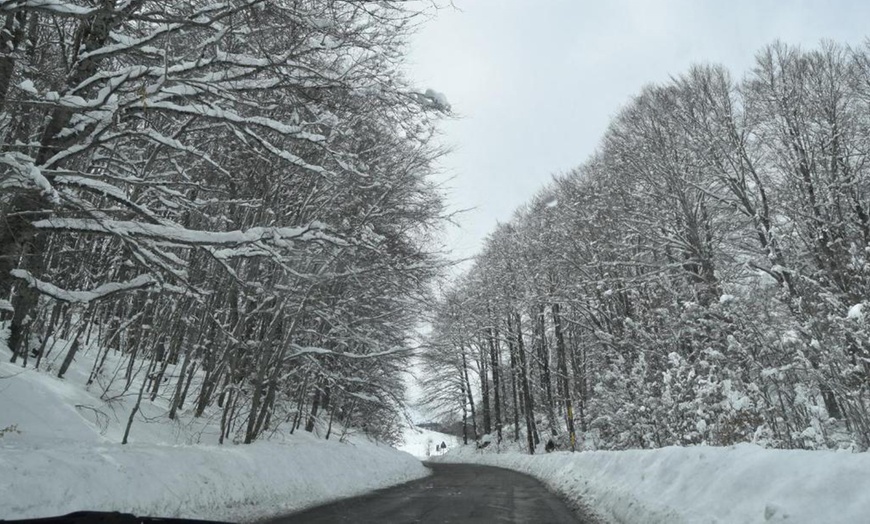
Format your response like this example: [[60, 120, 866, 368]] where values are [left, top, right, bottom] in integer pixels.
[[1, 0, 449, 445]]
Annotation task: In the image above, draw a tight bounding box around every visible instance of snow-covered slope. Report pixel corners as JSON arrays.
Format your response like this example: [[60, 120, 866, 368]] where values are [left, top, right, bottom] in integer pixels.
[[434, 442, 870, 524], [0, 335, 428, 521]]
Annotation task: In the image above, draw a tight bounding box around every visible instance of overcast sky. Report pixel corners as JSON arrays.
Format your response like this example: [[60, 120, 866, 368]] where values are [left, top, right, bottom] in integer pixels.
[[405, 0, 870, 262]]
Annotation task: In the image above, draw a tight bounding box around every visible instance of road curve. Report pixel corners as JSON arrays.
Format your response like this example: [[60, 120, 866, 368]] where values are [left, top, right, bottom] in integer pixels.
[[263, 462, 596, 523]]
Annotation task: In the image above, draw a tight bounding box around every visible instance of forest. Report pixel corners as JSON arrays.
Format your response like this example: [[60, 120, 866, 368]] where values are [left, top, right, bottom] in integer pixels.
[[5, 1, 870, 457], [421, 40, 870, 453], [0, 0, 448, 445]]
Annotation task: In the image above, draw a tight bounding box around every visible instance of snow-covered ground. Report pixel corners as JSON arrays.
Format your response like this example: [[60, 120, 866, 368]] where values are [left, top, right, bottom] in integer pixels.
[[396, 425, 461, 459], [0, 333, 428, 521], [433, 442, 870, 524]]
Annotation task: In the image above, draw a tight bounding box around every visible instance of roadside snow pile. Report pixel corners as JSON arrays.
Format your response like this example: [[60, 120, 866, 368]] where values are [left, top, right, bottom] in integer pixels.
[[0, 338, 427, 522], [2, 431, 427, 522], [434, 443, 870, 524]]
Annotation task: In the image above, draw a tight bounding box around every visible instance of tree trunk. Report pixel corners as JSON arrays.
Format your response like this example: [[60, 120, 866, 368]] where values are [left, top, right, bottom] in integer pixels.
[[514, 312, 538, 453], [478, 336, 492, 435], [0, 12, 28, 114], [507, 314, 520, 442], [57, 314, 89, 379], [461, 344, 478, 440], [487, 326, 503, 443], [305, 380, 323, 433], [178, 361, 197, 412], [461, 374, 469, 445], [552, 301, 576, 450], [169, 346, 193, 420], [534, 304, 557, 436], [245, 346, 271, 442], [122, 353, 157, 444]]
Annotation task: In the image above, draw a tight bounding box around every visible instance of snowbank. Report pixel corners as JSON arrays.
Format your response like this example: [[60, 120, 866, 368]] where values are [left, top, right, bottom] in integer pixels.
[[0, 337, 427, 521], [1, 432, 427, 522], [433, 443, 870, 524]]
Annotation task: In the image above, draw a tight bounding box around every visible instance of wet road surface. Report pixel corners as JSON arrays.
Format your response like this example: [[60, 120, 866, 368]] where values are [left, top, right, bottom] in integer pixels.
[[263, 462, 595, 523]]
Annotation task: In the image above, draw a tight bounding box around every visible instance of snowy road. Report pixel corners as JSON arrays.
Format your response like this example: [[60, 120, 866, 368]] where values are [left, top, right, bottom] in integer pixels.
[[265, 462, 593, 523]]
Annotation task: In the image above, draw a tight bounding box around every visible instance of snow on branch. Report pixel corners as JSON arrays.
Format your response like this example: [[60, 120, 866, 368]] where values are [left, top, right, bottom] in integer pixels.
[[0, 152, 58, 203], [78, 23, 184, 62], [54, 176, 168, 225], [10, 270, 156, 304], [410, 89, 451, 113], [32, 218, 348, 249], [286, 344, 410, 361], [144, 101, 327, 144], [348, 392, 380, 403], [0, 0, 98, 18]]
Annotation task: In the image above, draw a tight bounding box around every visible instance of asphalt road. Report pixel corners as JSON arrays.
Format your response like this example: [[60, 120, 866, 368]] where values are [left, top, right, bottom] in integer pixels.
[[263, 462, 597, 524]]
